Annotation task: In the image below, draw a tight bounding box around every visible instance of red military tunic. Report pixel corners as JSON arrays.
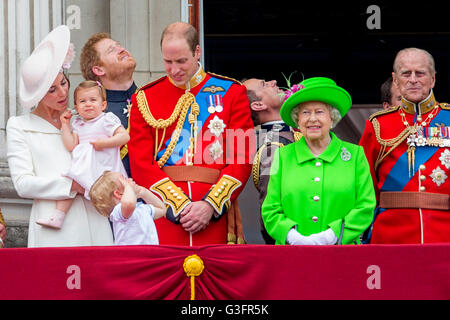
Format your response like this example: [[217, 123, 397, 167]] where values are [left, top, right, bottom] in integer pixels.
[[128, 66, 254, 246], [360, 92, 450, 244]]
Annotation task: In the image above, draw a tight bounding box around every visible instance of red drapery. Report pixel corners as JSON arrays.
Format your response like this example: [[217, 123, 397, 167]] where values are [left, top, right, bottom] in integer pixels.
[[1, 244, 450, 300]]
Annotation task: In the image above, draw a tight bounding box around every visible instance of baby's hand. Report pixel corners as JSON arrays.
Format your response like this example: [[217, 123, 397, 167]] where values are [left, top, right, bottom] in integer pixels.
[[118, 175, 129, 187], [90, 140, 105, 151], [127, 178, 144, 197], [118, 176, 139, 194], [60, 110, 72, 125]]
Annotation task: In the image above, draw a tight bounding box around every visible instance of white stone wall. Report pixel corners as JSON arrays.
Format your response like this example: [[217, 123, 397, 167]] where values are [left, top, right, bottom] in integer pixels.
[[66, 0, 182, 97], [0, 0, 184, 247]]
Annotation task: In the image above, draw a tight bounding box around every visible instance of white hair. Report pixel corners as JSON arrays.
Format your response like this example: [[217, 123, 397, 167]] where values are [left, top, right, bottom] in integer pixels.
[[393, 47, 436, 75], [291, 102, 342, 129]]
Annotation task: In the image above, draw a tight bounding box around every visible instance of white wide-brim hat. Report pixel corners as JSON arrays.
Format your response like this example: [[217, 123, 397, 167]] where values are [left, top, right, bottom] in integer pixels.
[[19, 25, 70, 110]]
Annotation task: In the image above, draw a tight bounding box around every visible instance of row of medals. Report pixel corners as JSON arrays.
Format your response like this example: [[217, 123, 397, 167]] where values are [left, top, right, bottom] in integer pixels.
[[406, 112, 449, 148]]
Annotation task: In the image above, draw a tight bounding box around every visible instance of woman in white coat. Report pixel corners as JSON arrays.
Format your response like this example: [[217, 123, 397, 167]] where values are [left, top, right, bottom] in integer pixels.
[[6, 25, 113, 247]]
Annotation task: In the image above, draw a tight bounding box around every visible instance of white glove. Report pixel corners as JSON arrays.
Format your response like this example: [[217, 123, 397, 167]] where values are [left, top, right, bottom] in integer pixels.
[[286, 228, 337, 245], [308, 228, 337, 245], [286, 228, 314, 245]]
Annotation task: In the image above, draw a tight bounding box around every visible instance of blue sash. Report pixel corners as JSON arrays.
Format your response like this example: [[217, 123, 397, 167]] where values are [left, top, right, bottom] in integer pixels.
[[157, 77, 233, 165], [381, 109, 449, 192]]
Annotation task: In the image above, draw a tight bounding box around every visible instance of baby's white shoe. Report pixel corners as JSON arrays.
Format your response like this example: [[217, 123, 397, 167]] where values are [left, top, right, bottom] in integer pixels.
[[36, 210, 66, 229]]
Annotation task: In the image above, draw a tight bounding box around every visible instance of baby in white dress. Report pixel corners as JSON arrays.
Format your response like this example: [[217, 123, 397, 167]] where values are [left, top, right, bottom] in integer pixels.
[[36, 80, 130, 229]]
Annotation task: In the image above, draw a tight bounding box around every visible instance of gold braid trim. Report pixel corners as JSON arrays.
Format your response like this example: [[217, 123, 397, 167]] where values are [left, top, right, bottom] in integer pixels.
[[293, 131, 303, 142], [439, 102, 450, 110], [372, 117, 414, 171], [136, 90, 191, 129], [251, 147, 263, 189], [252, 131, 301, 189], [120, 119, 131, 160], [370, 103, 448, 172], [207, 72, 241, 85], [157, 106, 191, 168], [0, 209, 6, 227], [150, 178, 190, 217], [369, 105, 400, 121], [136, 90, 195, 168], [120, 145, 128, 160], [251, 142, 284, 189], [205, 175, 242, 215], [120, 99, 133, 160]]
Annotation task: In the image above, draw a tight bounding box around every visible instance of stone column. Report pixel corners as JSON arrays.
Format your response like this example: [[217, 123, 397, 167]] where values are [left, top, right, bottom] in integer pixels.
[[107, 0, 182, 87], [148, 0, 183, 82], [110, 0, 152, 86], [64, 0, 110, 101], [0, 0, 65, 248]]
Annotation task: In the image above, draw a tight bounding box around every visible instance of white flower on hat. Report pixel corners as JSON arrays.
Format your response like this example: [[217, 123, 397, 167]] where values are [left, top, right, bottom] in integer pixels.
[[61, 43, 76, 71]]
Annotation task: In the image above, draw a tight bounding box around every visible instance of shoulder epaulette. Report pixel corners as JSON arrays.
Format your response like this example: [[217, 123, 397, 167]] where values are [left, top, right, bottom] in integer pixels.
[[251, 141, 286, 189], [208, 72, 242, 85], [368, 105, 400, 122], [439, 102, 450, 110], [136, 76, 166, 92]]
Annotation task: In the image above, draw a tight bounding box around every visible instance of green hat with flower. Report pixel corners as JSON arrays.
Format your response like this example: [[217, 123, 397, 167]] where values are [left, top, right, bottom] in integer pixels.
[[280, 77, 352, 128]]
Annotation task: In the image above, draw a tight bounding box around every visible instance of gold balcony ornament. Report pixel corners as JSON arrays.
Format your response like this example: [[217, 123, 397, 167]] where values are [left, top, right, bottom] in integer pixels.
[[183, 254, 204, 300]]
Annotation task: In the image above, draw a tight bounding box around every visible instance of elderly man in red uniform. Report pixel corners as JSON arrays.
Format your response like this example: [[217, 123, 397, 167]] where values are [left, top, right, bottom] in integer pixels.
[[128, 22, 254, 246], [360, 48, 450, 244]]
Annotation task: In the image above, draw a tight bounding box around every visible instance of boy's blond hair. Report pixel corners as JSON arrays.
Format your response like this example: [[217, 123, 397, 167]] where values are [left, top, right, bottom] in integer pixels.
[[89, 171, 119, 217]]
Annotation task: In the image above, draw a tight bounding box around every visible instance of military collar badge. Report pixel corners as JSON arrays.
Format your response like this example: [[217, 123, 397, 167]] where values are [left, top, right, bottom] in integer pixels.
[[401, 91, 437, 115]]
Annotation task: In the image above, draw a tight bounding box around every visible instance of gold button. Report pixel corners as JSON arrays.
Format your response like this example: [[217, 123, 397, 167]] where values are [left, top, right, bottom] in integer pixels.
[[419, 165, 426, 171], [419, 186, 426, 192], [420, 175, 426, 181]]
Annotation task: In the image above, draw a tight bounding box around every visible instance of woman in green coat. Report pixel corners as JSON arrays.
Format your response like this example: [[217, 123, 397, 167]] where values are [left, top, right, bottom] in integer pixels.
[[262, 77, 376, 245]]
